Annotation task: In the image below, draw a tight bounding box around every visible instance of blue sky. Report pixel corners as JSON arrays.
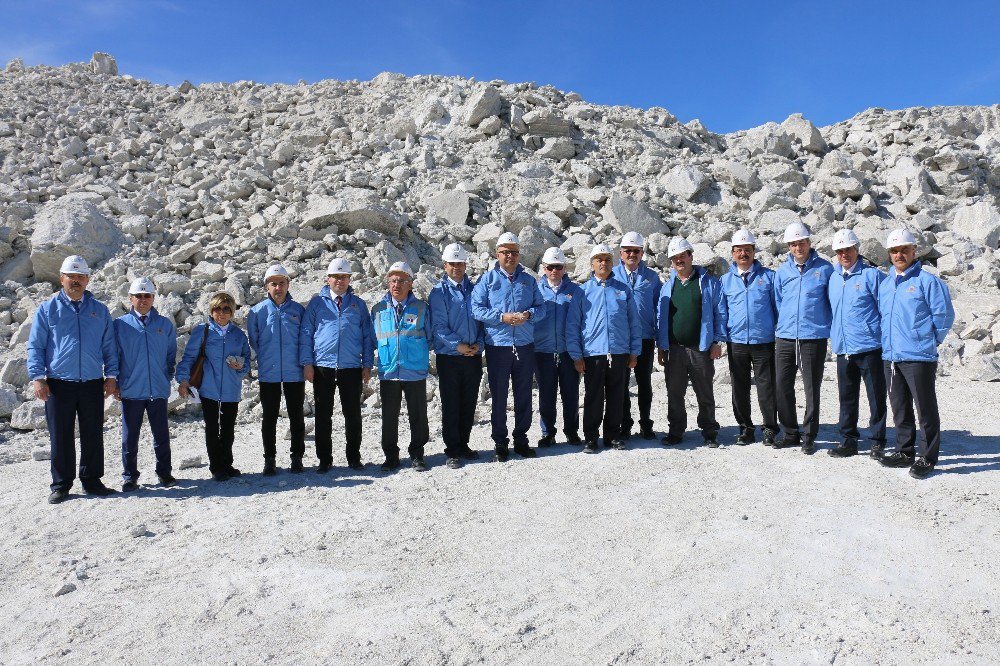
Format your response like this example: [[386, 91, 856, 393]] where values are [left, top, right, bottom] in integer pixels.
[[3, 0, 999, 133]]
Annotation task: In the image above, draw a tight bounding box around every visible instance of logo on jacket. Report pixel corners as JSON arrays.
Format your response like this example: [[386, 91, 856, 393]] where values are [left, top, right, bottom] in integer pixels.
[[907, 286, 916, 293], [813, 271, 821, 279], [90, 311, 97, 318], [403, 313, 418, 326], [855, 283, 862, 290]]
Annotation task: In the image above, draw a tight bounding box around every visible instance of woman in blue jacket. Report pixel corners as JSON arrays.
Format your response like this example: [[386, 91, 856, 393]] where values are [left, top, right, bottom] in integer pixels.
[[177, 292, 252, 482]]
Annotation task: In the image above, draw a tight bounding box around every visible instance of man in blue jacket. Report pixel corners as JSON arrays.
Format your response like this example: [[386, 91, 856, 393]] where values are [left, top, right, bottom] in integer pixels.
[[28, 255, 119, 504], [877, 229, 955, 479], [299, 257, 375, 473], [774, 221, 834, 454], [114, 277, 177, 491], [612, 232, 662, 441], [248, 264, 306, 476], [372, 262, 434, 473], [656, 237, 726, 447], [827, 229, 887, 459], [471, 232, 547, 462], [534, 247, 582, 448], [720, 229, 778, 446], [429, 243, 485, 469]]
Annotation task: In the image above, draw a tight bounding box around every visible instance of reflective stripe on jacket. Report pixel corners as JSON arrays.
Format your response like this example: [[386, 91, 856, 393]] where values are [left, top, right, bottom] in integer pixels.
[[828, 260, 884, 356], [372, 293, 432, 381], [114, 308, 176, 400], [720, 261, 777, 345], [27, 290, 118, 381], [248, 296, 305, 382], [878, 261, 955, 362], [774, 249, 834, 340], [566, 274, 641, 359]]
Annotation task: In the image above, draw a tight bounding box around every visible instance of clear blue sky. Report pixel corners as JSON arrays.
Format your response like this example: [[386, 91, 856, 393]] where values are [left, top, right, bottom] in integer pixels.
[[3, 0, 999, 133]]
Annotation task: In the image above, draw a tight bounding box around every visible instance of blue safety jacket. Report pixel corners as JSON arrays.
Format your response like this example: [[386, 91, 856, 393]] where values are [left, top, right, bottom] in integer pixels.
[[775, 250, 834, 340], [372, 293, 433, 381], [176, 321, 251, 402], [428, 275, 484, 356], [471, 264, 547, 346], [566, 274, 641, 359], [720, 261, 777, 345], [656, 266, 726, 352], [114, 308, 176, 400], [247, 295, 306, 382], [299, 286, 375, 369], [828, 260, 885, 356], [27, 290, 118, 382], [612, 261, 662, 340], [533, 275, 582, 354], [878, 261, 955, 362]]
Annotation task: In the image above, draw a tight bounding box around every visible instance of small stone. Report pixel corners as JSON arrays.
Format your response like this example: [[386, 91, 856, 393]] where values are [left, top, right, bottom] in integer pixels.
[[129, 524, 148, 538], [179, 456, 202, 470], [53, 582, 77, 597]]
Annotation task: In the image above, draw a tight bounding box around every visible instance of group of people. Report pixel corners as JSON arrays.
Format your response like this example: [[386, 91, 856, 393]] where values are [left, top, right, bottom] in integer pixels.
[[27, 219, 955, 504]]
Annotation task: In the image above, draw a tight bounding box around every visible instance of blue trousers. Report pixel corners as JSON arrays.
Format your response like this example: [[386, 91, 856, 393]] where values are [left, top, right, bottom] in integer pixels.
[[534, 351, 580, 438], [45, 378, 105, 492], [121, 398, 172, 482], [485, 344, 536, 450]]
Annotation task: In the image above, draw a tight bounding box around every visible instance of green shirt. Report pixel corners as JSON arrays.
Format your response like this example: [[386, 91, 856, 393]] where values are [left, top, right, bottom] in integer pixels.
[[669, 275, 701, 347]]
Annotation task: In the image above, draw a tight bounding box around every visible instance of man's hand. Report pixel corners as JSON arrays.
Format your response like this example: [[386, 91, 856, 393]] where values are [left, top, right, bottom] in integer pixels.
[[303, 365, 314, 383], [468, 343, 480, 355], [574, 359, 585, 374], [113, 388, 121, 401], [457, 343, 477, 356], [628, 354, 638, 369], [709, 343, 722, 361], [33, 379, 49, 402], [657, 349, 667, 367], [103, 377, 117, 399], [502, 312, 527, 326], [362, 368, 372, 384], [178, 381, 190, 398]]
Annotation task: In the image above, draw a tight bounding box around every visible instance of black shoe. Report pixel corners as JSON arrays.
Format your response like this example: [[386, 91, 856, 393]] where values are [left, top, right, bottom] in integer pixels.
[[316, 462, 332, 474], [347, 461, 365, 471], [537, 434, 556, 448], [640, 426, 656, 441], [801, 439, 816, 455], [909, 457, 934, 479], [880, 451, 915, 468], [84, 483, 117, 497], [157, 474, 177, 487], [411, 458, 428, 472], [227, 467, 242, 477], [513, 447, 537, 458], [705, 437, 720, 448], [446, 457, 462, 469], [661, 434, 682, 446], [380, 458, 401, 472], [263, 458, 277, 476], [290, 457, 304, 473], [212, 472, 230, 482], [565, 433, 582, 444], [774, 433, 801, 449], [121, 480, 139, 492], [828, 439, 858, 458], [48, 489, 69, 504], [869, 441, 886, 460], [493, 450, 509, 463], [762, 429, 777, 447], [735, 428, 755, 445], [461, 448, 480, 460], [583, 440, 598, 454], [611, 439, 627, 450]]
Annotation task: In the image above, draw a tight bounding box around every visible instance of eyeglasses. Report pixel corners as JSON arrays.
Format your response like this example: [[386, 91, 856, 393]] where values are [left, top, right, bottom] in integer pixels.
[[497, 250, 520, 257], [622, 249, 642, 255], [388, 278, 411, 285], [544, 265, 564, 271], [328, 274, 350, 280], [888, 247, 911, 255], [592, 257, 612, 264], [213, 306, 233, 313], [131, 294, 153, 299]]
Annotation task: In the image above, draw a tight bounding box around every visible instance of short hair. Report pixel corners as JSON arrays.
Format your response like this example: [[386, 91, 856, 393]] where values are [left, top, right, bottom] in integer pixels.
[[208, 292, 237, 313]]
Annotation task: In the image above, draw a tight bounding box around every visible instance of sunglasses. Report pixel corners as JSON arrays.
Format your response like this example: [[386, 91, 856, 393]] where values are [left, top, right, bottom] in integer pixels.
[[888, 247, 911, 255], [622, 249, 642, 255], [131, 293, 153, 299], [213, 306, 233, 313], [497, 250, 520, 256], [544, 265, 564, 271]]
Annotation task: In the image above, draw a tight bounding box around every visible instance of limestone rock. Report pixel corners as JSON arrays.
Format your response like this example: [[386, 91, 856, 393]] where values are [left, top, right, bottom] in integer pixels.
[[11, 400, 46, 430], [29, 199, 124, 284], [781, 113, 827, 153], [90, 52, 118, 76], [521, 108, 576, 137], [465, 87, 503, 127], [600, 193, 669, 238], [536, 137, 576, 160], [661, 165, 710, 201], [951, 201, 1000, 249], [0, 386, 20, 418], [302, 189, 403, 237], [425, 190, 470, 227]]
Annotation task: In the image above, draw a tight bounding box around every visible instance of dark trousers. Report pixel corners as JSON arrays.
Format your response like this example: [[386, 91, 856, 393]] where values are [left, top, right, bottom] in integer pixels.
[[201, 397, 238, 474], [313, 366, 364, 466], [535, 351, 580, 438], [121, 398, 171, 482], [665, 345, 719, 439], [437, 354, 483, 458], [885, 361, 941, 465], [46, 378, 106, 492], [485, 344, 536, 451], [582, 354, 629, 443], [259, 381, 306, 460], [621, 338, 656, 433], [837, 349, 887, 444], [775, 338, 827, 440], [727, 342, 777, 433], [380, 380, 430, 461]]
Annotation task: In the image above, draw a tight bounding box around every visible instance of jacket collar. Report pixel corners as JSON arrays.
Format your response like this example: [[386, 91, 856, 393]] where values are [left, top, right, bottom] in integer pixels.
[[494, 263, 524, 280], [58, 289, 93, 308], [669, 265, 706, 283], [538, 273, 573, 293], [729, 260, 760, 278], [891, 260, 921, 282], [322, 285, 353, 302], [383, 292, 415, 308], [787, 249, 820, 271]]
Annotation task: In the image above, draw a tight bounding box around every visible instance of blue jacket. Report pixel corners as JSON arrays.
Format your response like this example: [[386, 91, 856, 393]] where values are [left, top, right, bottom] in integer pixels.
[[612, 261, 662, 340], [533, 275, 582, 354], [428, 275, 484, 356], [114, 308, 177, 400], [656, 267, 726, 352], [828, 260, 885, 356], [372, 293, 433, 381], [720, 261, 777, 345], [299, 286, 375, 369], [471, 264, 547, 346], [878, 262, 955, 362], [176, 321, 251, 402], [247, 296, 306, 382], [566, 274, 641, 359], [27, 290, 118, 382], [775, 250, 835, 340]]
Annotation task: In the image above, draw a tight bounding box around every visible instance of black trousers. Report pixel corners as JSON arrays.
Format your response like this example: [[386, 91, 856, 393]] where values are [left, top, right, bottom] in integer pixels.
[[380, 380, 430, 461], [884, 361, 941, 465], [665, 345, 719, 439], [535, 351, 580, 439], [582, 354, 629, 443], [313, 366, 364, 467], [45, 378, 106, 492], [437, 354, 483, 458], [201, 397, 238, 474], [485, 344, 536, 450], [775, 338, 827, 440], [259, 381, 306, 460], [836, 349, 887, 444], [727, 342, 777, 433], [621, 338, 656, 433]]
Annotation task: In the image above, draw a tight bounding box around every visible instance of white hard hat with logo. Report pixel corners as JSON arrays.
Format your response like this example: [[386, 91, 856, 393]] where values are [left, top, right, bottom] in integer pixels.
[[496, 232, 520, 248], [442, 243, 469, 263], [620, 231, 645, 248], [541, 247, 568, 265], [783, 221, 811, 243], [264, 264, 290, 281], [884, 228, 916, 249], [128, 277, 155, 295], [667, 237, 694, 258], [589, 244, 614, 260], [831, 229, 860, 251], [386, 261, 414, 278], [730, 228, 757, 247], [59, 255, 91, 275], [327, 258, 353, 275]]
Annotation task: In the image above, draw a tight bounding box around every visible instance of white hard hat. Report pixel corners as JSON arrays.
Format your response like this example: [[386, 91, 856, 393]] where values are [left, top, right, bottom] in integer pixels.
[[442, 243, 469, 263], [326, 258, 353, 275], [541, 247, 568, 265], [589, 244, 614, 260], [386, 261, 414, 278], [128, 277, 155, 295], [264, 264, 290, 281], [496, 232, 520, 248], [59, 255, 91, 275], [667, 237, 694, 258], [831, 229, 860, 251], [620, 231, 645, 248], [885, 228, 916, 249], [783, 221, 811, 243], [730, 228, 757, 248]]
